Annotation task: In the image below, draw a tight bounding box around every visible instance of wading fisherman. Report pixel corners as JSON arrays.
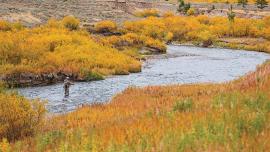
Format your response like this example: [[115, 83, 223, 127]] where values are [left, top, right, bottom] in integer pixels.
[[63, 77, 74, 98]]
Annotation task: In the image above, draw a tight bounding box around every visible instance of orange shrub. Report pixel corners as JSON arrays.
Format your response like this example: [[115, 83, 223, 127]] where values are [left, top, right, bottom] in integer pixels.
[[135, 9, 160, 17], [95, 20, 117, 33], [62, 16, 80, 31], [187, 8, 195, 16], [263, 16, 270, 27], [124, 17, 167, 40], [263, 27, 270, 40], [162, 11, 175, 18], [0, 20, 12, 31], [0, 93, 46, 141], [196, 15, 210, 25], [0, 18, 141, 81]]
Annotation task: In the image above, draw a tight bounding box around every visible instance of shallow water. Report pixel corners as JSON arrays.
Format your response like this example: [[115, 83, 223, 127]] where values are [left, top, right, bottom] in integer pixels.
[[18, 45, 270, 113]]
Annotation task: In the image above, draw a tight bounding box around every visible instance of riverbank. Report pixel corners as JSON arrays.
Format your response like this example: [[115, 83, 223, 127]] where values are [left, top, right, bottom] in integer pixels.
[[4, 57, 270, 151], [1, 15, 270, 87], [0, 17, 142, 88], [171, 37, 270, 54], [17, 45, 269, 113]]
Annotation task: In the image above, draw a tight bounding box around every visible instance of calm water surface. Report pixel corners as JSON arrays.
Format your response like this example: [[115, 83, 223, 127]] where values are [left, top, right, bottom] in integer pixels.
[[18, 45, 270, 113]]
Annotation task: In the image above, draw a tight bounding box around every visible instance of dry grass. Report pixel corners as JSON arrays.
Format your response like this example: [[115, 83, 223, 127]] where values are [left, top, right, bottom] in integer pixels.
[[2, 60, 268, 151]]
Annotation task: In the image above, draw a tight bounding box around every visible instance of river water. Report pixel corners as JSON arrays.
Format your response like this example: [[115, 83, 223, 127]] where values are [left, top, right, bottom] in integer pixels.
[[18, 45, 270, 113]]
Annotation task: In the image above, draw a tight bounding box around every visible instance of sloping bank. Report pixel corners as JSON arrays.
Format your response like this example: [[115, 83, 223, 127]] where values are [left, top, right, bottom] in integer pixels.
[[0, 17, 142, 87]]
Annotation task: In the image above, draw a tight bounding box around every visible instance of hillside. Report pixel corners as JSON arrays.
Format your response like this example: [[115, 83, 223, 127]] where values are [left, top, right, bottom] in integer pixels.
[[1, 0, 270, 27], [0, 0, 141, 26]]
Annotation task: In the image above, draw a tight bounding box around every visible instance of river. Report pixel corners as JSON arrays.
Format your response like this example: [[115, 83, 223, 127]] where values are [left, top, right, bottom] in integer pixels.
[[18, 45, 270, 113]]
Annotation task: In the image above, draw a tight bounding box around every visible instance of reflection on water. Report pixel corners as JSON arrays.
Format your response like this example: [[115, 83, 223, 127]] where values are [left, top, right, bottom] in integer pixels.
[[18, 45, 270, 113]]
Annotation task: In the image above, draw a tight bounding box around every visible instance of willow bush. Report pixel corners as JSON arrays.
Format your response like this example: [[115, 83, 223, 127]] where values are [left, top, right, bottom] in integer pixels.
[[0, 93, 46, 141]]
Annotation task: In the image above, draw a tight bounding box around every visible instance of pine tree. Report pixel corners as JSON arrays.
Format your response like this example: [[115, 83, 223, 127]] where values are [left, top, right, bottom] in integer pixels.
[[227, 5, 236, 22], [177, 0, 191, 14], [238, 0, 248, 8], [256, 0, 268, 9], [178, 0, 186, 12]]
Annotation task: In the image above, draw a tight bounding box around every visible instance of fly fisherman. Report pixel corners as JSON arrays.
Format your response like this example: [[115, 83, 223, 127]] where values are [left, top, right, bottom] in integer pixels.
[[63, 77, 74, 98]]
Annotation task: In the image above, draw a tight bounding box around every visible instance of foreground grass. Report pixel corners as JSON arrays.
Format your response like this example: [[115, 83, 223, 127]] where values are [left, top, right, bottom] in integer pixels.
[[1, 60, 269, 151]]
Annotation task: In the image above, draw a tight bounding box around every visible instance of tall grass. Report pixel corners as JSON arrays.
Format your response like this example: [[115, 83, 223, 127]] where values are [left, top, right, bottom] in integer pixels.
[[2, 61, 269, 151]]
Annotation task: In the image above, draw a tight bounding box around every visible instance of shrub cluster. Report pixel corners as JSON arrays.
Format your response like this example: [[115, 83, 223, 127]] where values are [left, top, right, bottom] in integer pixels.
[[0, 92, 46, 141], [94, 20, 117, 33], [117, 15, 269, 50], [135, 9, 160, 18], [0, 17, 141, 81]]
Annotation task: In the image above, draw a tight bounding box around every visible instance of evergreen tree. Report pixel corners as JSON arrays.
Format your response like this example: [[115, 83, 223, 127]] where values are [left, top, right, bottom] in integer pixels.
[[177, 0, 191, 14], [178, 0, 186, 12], [238, 0, 248, 8], [256, 0, 268, 9], [227, 5, 236, 22]]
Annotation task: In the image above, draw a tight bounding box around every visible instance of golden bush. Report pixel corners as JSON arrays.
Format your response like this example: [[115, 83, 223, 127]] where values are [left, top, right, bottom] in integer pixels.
[[61, 16, 80, 31], [95, 20, 117, 33], [264, 27, 270, 40], [135, 9, 160, 17], [263, 16, 270, 27], [0, 20, 12, 31], [187, 8, 195, 16], [196, 15, 210, 24], [162, 11, 175, 18], [0, 93, 46, 141], [124, 17, 167, 40], [0, 18, 141, 80]]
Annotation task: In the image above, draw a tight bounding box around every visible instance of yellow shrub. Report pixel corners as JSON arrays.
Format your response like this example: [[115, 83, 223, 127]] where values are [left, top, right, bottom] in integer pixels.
[[263, 16, 270, 27], [121, 33, 144, 46], [0, 93, 46, 141], [0, 138, 11, 152], [0, 20, 12, 31], [263, 27, 270, 40], [163, 16, 200, 40], [165, 32, 174, 42], [187, 8, 195, 16], [61, 16, 80, 30], [0, 18, 141, 81], [196, 15, 210, 24], [135, 9, 160, 18], [101, 32, 166, 52], [95, 20, 117, 33], [46, 18, 63, 29], [124, 17, 167, 40], [162, 11, 175, 18], [144, 36, 167, 52]]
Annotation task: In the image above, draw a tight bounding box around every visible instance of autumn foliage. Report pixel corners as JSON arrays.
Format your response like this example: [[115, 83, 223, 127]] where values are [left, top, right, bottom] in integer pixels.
[[0, 92, 46, 141], [135, 9, 160, 17], [3, 61, 269, 151], [0, 17, 141, 84], [94, 20, 117, 33], [1, 14, 270, 151], [101, 15, 270, 52]]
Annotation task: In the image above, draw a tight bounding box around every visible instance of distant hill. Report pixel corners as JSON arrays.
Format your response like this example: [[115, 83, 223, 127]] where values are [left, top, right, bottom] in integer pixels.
[[0, 0, 155, 26]]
